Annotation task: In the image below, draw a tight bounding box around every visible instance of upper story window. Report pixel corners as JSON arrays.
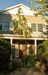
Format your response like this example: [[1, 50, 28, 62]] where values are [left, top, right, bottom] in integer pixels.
[[42, 24, 48, 33], [3, 22, 10, 31], [0, 21, 10, 31], [31, 23, 36, 31], [38, 24, 42, 32], [0, 21, 3, 30], [28, 23, 43, 32], [46, 25, 48, 32]]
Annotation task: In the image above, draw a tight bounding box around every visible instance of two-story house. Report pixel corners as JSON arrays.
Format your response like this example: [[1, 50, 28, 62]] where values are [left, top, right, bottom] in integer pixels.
[[0, 4, 48, 60]]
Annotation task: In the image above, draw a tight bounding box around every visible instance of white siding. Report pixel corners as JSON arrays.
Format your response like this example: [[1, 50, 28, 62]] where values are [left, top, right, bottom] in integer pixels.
[[2, 5, 34, 16]]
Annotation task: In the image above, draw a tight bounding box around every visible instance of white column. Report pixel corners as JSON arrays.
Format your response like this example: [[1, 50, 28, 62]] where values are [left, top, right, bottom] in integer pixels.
[[34, 39, 37, 54], [10, 38, 12, 60]]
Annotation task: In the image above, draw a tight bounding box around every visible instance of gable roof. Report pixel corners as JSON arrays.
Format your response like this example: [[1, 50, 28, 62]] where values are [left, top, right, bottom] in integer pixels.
[[0, 3, 30, 12], [0, 3, 35, 16]]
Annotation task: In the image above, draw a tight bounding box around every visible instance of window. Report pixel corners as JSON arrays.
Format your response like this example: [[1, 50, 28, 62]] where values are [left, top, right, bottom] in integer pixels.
[[31, 23, 43, 32], [0, 21, 10, 31], [3, 22, 10, 31], [29, 23, 47, 32], [38, 24, 42, 32], [0, 21, 3, 30], [46, 25, 48, 32], [31, 23, 36, 31], [42, 24, 48, 33]]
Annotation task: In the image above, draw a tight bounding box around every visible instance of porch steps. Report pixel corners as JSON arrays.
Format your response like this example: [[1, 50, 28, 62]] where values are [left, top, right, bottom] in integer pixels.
[[10, 59, 22, 68]]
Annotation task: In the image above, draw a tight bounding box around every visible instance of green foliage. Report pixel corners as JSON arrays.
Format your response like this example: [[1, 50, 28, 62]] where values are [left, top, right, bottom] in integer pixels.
[[37, 44, 45, 55], [13, 20, 18, 28], [41, 50, 48, 61], [38, 41, 48, 54], [0, 39, 11, 54], [0, 46, 10, 71], [21, 55, 37, 69], [42, 41, 48, 50], [29, 0, 48, 21], [37, 40, 48, 61], [13, 7, 32, 38], [0, 39, 11, 72]]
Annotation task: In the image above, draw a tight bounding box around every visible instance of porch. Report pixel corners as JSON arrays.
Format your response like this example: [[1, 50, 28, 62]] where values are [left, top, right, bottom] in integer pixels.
[[4, 38, 44, 60]]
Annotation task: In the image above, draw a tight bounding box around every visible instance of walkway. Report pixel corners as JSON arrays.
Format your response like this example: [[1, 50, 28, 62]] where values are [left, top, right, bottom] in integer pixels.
[[9, 68, 46, 75]]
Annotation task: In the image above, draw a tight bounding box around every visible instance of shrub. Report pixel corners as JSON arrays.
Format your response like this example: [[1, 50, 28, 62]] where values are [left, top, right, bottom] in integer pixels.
[[40, 50, 48, 62], [21, 55, 37, 69], [37, 41, 48, 59], [0, 39, 11, 72], [0, 46, 10, 71], [0, 39, 11, 54], [37, 41, 48, 72]]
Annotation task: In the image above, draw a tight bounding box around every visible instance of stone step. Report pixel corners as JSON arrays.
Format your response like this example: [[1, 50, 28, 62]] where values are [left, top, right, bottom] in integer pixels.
[[10, 59, 22, 68]]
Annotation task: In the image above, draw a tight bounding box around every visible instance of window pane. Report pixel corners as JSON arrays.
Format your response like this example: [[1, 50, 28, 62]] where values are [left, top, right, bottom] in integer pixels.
[[0, 21, 3, 30], [38, 24, 42, 32], [3, 27, 9, 31], [4, 22, 10, 31], [4, 22, 10, 27], [31, 23, 36, 31]]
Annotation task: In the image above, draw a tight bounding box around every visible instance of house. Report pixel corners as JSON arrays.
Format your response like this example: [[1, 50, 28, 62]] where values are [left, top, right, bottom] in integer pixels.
[[0, 3, 48, 60]]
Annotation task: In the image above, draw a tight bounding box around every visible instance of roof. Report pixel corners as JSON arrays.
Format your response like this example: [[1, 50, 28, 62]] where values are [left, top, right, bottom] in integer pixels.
[[0, 3, 31, 12], [0, 3, 35, 16]]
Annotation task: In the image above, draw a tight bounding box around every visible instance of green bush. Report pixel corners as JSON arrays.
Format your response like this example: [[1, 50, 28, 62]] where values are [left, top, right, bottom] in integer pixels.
[[37, 41, 48, 57], [37, 41, 48, 65], [21, 55, 37, 69], [0, 39, 11, 54], [0, 46, 10, 71], [0, 39, 11, 72], [40, 50, 48, 62]]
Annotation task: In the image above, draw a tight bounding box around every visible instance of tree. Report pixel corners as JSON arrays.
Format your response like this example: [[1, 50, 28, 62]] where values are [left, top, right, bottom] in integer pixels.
[[29, 0, 48, 22], [13, 7, 32, 38]]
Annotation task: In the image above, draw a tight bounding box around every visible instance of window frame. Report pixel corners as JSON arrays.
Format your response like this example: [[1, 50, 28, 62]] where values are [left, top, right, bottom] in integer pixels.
[[0, 21, 10, 31], [31, 23, 43, 32], [0, 21, 3, 30], [38, 24, 43, 32], [3, 21, 10, 31], [31, 23, 36, 32]]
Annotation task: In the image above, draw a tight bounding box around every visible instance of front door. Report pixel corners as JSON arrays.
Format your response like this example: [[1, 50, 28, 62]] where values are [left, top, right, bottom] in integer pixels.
[[12, 44, 19, 59]]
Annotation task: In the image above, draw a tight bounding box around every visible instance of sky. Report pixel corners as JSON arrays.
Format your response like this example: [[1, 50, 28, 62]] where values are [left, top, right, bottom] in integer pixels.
[[0, 0, 32, 10]]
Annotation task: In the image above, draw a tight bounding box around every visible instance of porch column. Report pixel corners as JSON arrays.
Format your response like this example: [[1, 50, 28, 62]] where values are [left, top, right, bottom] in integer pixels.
[[10, 38, 12, 60], [34, 39, 37, 54]]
